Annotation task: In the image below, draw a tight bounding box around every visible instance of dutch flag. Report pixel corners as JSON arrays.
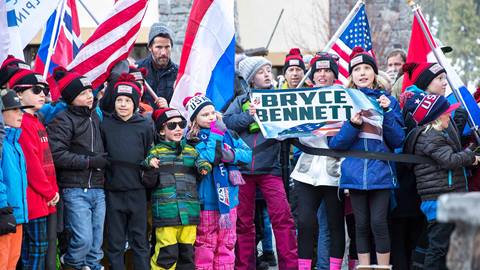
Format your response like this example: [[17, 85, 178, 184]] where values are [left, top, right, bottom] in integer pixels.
[[170, 0, 236, 114]]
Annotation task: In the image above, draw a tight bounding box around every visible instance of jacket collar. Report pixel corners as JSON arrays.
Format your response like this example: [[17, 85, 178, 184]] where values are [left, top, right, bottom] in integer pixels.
[[112, 112, 142, 123], [158, 139, 186, 150], [5, 126, 22, 142], [357, 87, 386, 98], [67, 99, 98, 116]]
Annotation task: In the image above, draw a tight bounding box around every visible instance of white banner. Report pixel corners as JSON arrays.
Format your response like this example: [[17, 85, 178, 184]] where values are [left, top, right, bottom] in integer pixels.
[[0, 1, 9, 64], [6, 0, 60, 58], [250, 86, 383, 139]]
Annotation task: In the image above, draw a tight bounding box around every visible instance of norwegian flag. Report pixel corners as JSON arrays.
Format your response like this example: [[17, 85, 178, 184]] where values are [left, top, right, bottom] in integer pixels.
[[327, 3, 374, 85], [34, 0, 81, 99], [67, 0, 149, 89]]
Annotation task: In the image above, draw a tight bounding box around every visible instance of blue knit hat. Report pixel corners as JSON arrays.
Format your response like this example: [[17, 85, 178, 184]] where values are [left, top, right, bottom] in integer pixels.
[[402, 91, 460, 125]]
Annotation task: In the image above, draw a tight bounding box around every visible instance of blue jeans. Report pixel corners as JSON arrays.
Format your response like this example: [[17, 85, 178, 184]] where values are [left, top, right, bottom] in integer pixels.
[[262, 207, 274, 253], [62, 188, 106, 270], [317, 201, 330, 270]]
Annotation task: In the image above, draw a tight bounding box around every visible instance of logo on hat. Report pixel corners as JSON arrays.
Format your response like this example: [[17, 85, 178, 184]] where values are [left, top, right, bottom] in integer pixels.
[[350, 55, 364, 67], [187, 96, 209, 111], [18, 63, 30, 70], [429, 63, 443, 74], [79, 77, 91, 87], [289, 59, 300, 66], [316, 60, 331, 69], [412, 94, 440, 124], [131, 72, 143, 81], [34, 74, 46, 83], [165, 109, 181, 118], [117, 85, 133, 94]]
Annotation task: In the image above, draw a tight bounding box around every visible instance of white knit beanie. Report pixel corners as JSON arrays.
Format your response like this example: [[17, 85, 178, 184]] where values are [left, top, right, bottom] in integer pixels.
[[238, 56, 272, 84]]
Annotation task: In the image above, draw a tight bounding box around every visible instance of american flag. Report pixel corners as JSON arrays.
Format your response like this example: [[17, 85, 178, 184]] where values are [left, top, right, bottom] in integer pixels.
[[34, 0, 82, 81], [328, 3, 374, 85], [67, 0, 148, 89]]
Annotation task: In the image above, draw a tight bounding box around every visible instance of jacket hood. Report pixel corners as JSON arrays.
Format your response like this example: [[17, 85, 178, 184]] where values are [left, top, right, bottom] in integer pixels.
[[5, 127, 22, 142]]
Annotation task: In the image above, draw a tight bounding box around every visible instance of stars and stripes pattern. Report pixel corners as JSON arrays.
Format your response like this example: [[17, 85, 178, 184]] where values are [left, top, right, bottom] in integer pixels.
[[328, 4, 374, 85], [67, 0, 149, 90]]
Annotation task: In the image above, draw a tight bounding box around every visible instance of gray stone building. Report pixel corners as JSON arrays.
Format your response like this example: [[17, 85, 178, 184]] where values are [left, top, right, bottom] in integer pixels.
[[155, 0, 413, 68]]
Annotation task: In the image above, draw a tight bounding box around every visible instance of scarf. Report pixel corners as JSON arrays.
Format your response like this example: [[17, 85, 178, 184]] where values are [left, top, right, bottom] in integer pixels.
[[199, 128, 235, 228]]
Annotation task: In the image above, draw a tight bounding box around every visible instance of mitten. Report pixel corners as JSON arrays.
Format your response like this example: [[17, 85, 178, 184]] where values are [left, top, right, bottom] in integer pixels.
[[219, 213, 232, 229], [228, 170, 245, 186], [221, 143, 235, 163], [210, 120, 227, 136], [88, 153, 109, 169], [0, 207, 16, 235]]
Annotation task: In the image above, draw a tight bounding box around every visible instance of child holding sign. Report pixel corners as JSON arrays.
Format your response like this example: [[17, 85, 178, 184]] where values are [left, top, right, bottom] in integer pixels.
[[329, 47, 404, 268]]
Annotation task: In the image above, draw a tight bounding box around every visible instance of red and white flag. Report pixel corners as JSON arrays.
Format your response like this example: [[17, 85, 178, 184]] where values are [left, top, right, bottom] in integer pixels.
[[67, 0, 149, 89]]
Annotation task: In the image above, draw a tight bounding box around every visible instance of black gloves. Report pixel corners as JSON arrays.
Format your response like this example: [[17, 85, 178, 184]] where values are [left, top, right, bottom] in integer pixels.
[[88, 153, 109, 169], [0, 207, 16, 235]]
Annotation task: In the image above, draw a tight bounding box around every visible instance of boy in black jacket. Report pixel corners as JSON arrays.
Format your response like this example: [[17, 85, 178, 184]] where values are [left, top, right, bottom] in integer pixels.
[[47, 67, 107, 270], [100, 74, 154, 270]]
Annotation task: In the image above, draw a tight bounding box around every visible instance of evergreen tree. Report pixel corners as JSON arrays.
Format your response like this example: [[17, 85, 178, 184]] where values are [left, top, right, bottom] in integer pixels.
[[419, 0, 480, 84]]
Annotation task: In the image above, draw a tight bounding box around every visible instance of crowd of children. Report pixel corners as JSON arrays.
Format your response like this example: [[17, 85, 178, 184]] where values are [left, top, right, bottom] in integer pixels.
[[0, 39, 479, 270]]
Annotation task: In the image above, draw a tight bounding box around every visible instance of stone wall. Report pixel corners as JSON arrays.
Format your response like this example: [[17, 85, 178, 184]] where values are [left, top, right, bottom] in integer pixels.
[[154, 0, 413, 67], [154, 0, 240, 62], [329, 0, 413, 69], [156, 0, 193, 62], [438, 192, 480, 269]]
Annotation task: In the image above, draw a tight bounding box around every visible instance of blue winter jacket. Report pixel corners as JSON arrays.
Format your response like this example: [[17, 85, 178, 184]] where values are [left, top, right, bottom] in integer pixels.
[[39, 100, 103, 125], [195, 128, 252, 211], [0, 127, 28, 224], [329, 88, 405, 190]]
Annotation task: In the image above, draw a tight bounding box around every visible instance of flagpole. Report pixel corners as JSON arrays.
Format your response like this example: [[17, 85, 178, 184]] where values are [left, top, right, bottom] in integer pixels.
[[78, 0, 159, 101], [78, 0, 99, 25], [407, 0, 480, 143], [43, 0, 66, 78], [297, 0, 364, 88]]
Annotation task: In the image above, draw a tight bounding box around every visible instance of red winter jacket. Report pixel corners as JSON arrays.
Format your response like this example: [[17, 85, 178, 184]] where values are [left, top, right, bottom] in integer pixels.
[[19, 113, 58, 219]]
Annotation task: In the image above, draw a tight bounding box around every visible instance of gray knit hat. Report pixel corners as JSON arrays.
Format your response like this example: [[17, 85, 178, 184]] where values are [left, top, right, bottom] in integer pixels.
[[148, 23, 174, 46], [238, 56, 272, 84]]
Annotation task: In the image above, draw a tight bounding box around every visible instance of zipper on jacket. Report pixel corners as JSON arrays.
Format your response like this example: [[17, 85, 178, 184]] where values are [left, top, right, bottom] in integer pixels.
[[16, 133, 28, 221], [88, 116, 93, 189], [448, 170, 452, 188], [251, 133, 258, 174], [463, 168, 469, 192], [363, 139, 368, 190], [388, 161, 397, 187]]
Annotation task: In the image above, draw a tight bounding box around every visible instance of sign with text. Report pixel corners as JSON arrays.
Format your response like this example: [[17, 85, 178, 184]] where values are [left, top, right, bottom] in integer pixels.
[[250, 86, 383, 139]]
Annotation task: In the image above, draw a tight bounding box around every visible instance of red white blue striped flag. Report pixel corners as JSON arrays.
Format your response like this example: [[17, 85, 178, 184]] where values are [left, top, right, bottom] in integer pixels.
[[34, 0, 81, 100], [170, 0, 236, 114], [67, 0, 149, 89]]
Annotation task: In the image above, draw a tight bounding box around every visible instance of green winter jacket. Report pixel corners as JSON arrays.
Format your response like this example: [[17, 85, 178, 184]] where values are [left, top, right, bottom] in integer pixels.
[[146, 139, 211, 227]]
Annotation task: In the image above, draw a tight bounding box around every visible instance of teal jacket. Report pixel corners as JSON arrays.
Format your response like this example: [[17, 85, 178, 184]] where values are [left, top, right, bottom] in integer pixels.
[[195, 128, 252, 211], [1, 127, 28, 224]]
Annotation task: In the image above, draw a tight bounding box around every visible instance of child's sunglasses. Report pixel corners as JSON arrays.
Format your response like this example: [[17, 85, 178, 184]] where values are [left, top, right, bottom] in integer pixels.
[[164, 120, 187, 130], [13, 84, 50, 96]]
